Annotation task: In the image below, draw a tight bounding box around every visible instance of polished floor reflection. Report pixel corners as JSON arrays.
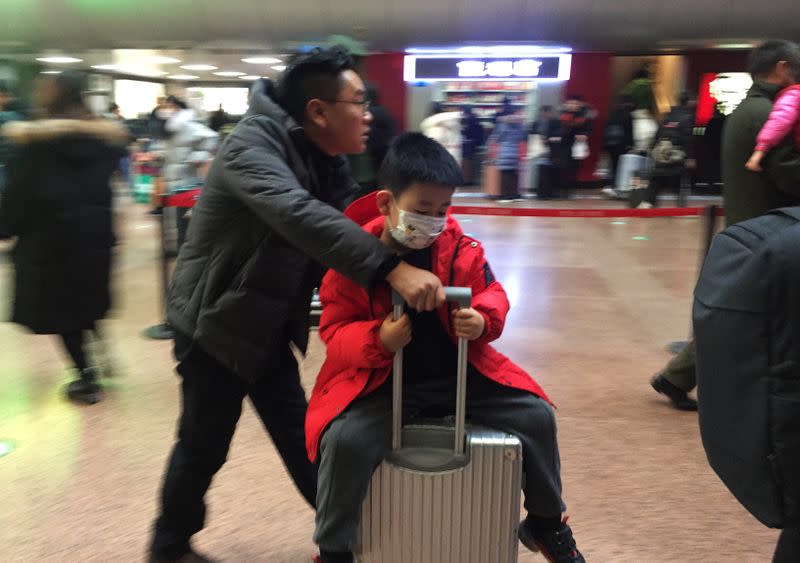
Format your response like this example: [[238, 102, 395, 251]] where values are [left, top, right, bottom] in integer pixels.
[[0, 198, 777, 562]]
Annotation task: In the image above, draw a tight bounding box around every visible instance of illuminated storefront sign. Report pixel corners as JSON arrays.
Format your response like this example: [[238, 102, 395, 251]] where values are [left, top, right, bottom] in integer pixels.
[[404, 53, 571, 82]]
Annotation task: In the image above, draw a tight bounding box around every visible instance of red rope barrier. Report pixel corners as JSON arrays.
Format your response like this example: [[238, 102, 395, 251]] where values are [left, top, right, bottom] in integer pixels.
[[449, 205, 725, 218]]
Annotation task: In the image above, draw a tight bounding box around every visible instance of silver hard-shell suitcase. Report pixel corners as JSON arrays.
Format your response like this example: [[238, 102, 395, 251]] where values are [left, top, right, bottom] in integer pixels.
[[357, 288, 523, 563]]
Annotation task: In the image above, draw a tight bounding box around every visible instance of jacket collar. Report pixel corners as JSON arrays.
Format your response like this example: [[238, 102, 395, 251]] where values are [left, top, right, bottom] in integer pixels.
[[2, 118, 128, 145], [750, 80, 784, 101]]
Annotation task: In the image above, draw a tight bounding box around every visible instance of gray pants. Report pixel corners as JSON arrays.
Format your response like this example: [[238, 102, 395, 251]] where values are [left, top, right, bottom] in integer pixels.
[[314, 381, 565, 552]]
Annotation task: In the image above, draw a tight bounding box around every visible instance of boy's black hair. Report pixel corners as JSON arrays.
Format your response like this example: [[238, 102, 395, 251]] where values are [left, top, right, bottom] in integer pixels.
[[748, 40, 800, 79], [379, 132, 463, 197], [277, 46, 355, 124]]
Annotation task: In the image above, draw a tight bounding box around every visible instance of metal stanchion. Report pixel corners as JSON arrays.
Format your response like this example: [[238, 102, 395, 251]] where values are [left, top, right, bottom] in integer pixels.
[[666, 204, 718, 354], [143, 188, 201, 340]]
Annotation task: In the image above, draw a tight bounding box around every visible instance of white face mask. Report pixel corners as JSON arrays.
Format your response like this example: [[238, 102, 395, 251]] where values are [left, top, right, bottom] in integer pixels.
[[389, 209, 447, 250]]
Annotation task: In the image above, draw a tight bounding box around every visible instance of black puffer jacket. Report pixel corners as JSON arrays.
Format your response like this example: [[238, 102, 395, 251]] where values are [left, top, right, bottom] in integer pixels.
[[0, 118, 127, 333], [167, 79, 395, 382]]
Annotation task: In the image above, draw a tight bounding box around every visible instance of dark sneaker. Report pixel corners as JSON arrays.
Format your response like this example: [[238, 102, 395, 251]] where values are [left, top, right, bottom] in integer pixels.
[[519, 517, 585, 563], [148, 550, 215, 563], [651, 373, 698, 411], [65, 368, 102, 405]]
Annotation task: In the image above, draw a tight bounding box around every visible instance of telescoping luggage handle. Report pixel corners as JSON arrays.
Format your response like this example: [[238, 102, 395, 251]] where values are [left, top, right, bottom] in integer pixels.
[[391, 287, 473, 454]]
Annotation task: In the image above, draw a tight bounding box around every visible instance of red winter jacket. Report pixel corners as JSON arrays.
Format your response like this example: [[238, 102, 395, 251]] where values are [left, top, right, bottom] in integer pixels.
[[305, 201, 551, 461]]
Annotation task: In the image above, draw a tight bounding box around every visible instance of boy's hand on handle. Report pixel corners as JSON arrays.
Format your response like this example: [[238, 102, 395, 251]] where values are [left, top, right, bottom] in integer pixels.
[[452, 307, 486, 341], [386, 261, 446, 311], [380, 313, 412, 353]]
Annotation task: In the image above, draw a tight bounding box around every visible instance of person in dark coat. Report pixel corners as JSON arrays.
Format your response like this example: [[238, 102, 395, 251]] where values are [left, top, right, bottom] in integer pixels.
[[148, 47, 445, 563], [208, 104, 228, 132], [530, 105, 563, 199], [461, 106, 484, 185], [351, 84, 397, 199], [0, 71, 127, 404], [650, 43, 800, 412], [365, 85, 397, 178], [603, 95, 635, 186], [557, 95, 591, 198], [148, 96, 169, 140], [646, 92, 697, 206]]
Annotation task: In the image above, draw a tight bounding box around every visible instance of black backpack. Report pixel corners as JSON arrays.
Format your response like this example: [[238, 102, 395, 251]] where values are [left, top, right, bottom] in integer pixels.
[[693, 208, 800, 529], [651, 108, 690, 166]]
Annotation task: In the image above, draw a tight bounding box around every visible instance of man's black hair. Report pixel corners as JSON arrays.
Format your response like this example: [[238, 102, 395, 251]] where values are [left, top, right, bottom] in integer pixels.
[[277, 46, 355, 124], [166, 95, 188, 109], [379, 132, 463, 197], [748, 40, 800, 79], [0, 80, 11, 95]]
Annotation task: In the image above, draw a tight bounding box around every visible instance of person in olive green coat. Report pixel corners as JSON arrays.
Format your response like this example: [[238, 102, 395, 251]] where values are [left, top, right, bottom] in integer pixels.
[[651, 40, 800, 412]]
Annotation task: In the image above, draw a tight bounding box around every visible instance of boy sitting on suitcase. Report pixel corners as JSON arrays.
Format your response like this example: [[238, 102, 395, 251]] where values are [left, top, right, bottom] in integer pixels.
[[307, 133, 584, 563]]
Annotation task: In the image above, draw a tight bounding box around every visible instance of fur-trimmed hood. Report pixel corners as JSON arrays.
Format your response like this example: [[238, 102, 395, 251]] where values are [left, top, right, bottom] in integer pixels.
[[1, 118, 129, 146]]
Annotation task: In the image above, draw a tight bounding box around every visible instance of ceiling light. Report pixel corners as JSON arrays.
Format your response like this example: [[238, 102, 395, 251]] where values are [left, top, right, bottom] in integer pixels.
[[149, 56, 182, 64], [168, 74, 199, 80], [239, 75, 262, 80], [41, 70, 62, 75], [272, 65, 287, 72], [715, 43, 755, 50], [92, 64, 168, 77], [36, 56, 83, 64], [213, 71, 245, 77], [181, 64, 218, 71], [242, 57, 282, 65]]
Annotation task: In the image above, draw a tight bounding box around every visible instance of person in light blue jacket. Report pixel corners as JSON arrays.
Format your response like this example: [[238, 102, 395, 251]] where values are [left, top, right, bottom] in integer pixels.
[[488, 113, 526, 200]]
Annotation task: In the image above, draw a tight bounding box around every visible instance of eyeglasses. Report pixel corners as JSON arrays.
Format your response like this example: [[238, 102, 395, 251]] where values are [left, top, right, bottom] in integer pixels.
[[321, 98, 371, 113]]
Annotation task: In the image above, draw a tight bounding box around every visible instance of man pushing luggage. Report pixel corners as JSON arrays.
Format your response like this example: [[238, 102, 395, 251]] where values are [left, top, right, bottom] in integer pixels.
[[306, 133, 585, 563]]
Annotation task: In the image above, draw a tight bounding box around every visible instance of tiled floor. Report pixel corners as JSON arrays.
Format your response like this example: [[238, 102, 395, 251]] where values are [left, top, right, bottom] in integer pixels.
[[0, 197, 778, 562]]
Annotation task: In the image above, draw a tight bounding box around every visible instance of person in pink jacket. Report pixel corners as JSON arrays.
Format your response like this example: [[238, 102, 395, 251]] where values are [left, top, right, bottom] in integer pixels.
[[746, 84, 800, 171]]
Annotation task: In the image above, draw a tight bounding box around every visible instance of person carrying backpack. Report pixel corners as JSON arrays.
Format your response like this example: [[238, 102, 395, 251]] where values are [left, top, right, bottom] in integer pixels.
[[643, 92, 696, 206], [650, 40, 800, 562]]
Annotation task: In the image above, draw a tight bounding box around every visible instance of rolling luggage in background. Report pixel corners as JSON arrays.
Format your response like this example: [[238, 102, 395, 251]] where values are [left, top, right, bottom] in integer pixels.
[[694, 208, 800, 529], [614, 153, 651, 193], [357, 288, 523, 563]]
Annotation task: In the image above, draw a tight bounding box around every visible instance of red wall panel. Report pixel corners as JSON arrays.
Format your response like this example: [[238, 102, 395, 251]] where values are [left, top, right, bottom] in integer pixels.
[[365, 53, 407, 132], [685, 50, 750, 94], [565, 52, 613, 182]]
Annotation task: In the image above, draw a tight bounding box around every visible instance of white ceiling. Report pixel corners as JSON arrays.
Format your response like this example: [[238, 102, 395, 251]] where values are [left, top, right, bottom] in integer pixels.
[[0, 0, 797, 60]]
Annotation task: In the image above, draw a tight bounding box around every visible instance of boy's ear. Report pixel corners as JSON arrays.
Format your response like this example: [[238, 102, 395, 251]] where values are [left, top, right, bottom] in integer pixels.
[[375, 190, 393, 216]]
